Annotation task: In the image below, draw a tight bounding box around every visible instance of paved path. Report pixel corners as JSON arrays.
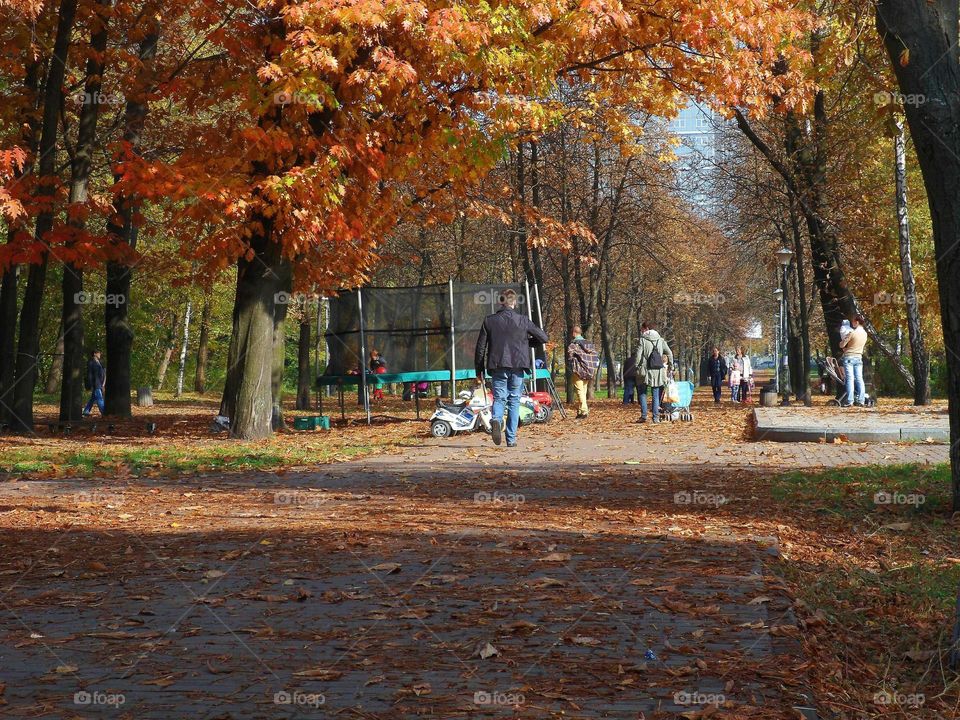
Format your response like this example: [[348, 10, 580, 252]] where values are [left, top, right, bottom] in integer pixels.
[[0, 406, 947, 718], [753, 406, 950, 443]]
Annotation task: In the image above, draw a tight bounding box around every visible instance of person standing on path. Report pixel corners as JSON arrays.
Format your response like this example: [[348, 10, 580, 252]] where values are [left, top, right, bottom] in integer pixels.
[[567, 326, 598, 419], [474, 289, 548, 447], [737, 346, 753, 404], [622, 346, 639, 405], [708, 346, 727, 405], [82, 350, 106, 417], [636, 322, 673, 424], [839, 314, 868, 406]]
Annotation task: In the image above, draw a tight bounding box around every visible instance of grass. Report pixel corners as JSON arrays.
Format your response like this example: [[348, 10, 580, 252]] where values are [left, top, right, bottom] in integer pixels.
[[0, 441, 377, 478], [772, 462, 952, 517]]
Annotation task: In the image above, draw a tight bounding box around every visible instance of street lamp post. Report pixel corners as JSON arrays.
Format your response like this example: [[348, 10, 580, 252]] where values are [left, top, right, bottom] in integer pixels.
[[776, 247, 794, 406], [773, 288, 783, 396]]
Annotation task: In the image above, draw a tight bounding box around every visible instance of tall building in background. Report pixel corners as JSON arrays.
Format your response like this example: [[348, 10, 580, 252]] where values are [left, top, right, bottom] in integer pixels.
[[668, 101, 719, 212]]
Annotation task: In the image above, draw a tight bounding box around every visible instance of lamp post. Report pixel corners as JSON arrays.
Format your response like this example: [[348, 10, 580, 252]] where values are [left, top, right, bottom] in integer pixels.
[[773, 288, 783, 396], [776, 247, 794, 406]]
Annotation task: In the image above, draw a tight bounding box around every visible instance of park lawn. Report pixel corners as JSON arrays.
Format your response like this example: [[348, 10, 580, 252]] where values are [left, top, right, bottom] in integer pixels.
[[0, 394, 425, 478], [769, 463, 960, 706]]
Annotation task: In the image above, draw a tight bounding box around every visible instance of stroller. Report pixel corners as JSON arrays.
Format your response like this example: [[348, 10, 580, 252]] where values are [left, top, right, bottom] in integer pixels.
[[816, 356, 876, 407], [660, 380, 695, 421]]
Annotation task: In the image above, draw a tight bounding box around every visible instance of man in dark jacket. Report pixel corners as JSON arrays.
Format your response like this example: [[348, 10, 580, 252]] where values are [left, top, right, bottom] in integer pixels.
[[708, 346, 727, 405], [83, 350, 105, 417], [475, 289, 548, 447]]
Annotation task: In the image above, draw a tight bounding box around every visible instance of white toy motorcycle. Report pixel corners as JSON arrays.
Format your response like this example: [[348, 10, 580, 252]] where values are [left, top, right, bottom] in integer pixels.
[[429, 388, 492, 438]]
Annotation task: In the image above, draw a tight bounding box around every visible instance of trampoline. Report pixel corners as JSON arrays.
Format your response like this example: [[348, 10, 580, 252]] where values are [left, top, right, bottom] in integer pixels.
[[316, 281, 561, 423]]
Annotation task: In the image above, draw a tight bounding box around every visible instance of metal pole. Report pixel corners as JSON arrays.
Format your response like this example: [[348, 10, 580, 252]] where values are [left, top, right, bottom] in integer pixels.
[[525, 278, 535, 394], [449, 278, 456, 399], [781, 263, 792, 405], [357, 288, 371, 424], [533, 282, 544, 393], [774, 280, 780, 396]]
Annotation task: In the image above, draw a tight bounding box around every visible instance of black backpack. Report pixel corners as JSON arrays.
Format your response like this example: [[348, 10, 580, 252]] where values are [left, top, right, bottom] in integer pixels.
[[645, 338, 664, 370]]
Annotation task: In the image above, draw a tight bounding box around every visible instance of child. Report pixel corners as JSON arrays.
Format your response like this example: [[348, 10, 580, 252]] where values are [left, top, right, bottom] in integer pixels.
[[839, 319, 852, 344]]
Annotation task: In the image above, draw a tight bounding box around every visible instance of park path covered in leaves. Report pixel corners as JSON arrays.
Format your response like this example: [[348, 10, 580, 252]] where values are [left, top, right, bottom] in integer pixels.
[[0, 397, 952, 718]]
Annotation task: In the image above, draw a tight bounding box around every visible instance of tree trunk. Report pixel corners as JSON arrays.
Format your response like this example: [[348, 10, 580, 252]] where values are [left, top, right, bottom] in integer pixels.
[[296, 298, 312, 410], [60, 0, 112, 423], [175, 300, 192, 397], [155, 311, 179, 390], [104, 25, 159, 418], [876, 0, 960, 515], [0, 60, 41, 426], [222, 229, 291, 439], [894, 118, 930, 404], [194, 294, 211, 394], [44, 322, 64, 395], [10, 0, 78, 432]]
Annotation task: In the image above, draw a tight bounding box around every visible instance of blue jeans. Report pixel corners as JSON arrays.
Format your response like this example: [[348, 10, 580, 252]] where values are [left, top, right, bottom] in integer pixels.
[[490, 368, 524, 444], [843, 355, 864, 405], [623, 377, 637, 404], [84, 387, 105, 415], [639, 385, 660, 421]]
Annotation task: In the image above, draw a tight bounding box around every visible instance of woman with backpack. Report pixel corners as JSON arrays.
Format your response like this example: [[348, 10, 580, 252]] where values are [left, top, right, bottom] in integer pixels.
[[636, 322, 673, 424]]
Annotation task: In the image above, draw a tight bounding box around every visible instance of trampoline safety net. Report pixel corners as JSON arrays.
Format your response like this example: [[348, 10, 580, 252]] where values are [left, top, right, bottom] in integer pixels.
[[323, 283, 537, 377]]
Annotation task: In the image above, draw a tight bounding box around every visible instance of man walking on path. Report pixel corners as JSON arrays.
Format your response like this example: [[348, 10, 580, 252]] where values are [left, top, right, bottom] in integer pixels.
[[622, 347, 639, 404], [637, 322, 673, 423], [567, 326, 598, 419], [475, 289, 548, 447], [83, 350, 106, 417], [708, 346, 726, 405]]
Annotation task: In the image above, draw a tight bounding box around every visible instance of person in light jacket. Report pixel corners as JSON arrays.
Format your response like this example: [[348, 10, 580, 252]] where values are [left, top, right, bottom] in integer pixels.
[[636, 322, 673, 424], [839, 314, 868, 406], [736, 346, 752, 404]]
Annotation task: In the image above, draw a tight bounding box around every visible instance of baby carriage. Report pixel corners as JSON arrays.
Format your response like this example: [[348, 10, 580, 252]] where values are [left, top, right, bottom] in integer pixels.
[[816, 356, 876, 407], [661, 380, 695, 421]]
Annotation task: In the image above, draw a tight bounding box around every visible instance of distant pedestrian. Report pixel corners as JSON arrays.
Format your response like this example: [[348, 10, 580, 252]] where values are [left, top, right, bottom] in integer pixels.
[[636, 322, 673, 424], [839, 314, 867, 406], [737, 346, 752, 404], [475, 289, 548, 446], [567, 326, 599, 419], [622, 347, 639, 404], [83, 350, 105, 417], [707, 347, 727, 405]]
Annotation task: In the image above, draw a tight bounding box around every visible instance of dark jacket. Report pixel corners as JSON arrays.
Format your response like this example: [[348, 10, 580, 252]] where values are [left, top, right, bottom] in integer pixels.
[[475, 306, 548, 374], [86, 358, 105, 390], [623, 352, 638, 380], [708, 355, 727, 380]]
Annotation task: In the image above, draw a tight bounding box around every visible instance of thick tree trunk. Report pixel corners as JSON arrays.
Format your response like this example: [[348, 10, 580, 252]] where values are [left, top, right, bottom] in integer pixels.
[[0, 61, 41, 426], [10, 0, 78, 432], [894, 118, 930, 404], [104, 25, 159, 418], [296, 299, 312, 410], [60, 0, 112, 423], [876, 0, 960, 514], [194, 294, 211, 394], [222, 230, 290, 439], [175, 300, 192, 397], [44, 321, 64, 395]]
